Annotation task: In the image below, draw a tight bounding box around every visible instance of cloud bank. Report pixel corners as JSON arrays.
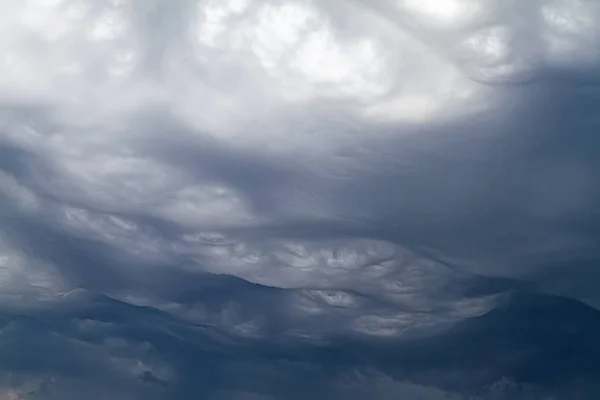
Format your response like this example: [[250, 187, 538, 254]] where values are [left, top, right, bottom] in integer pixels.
[[1, 0, 600, 398]]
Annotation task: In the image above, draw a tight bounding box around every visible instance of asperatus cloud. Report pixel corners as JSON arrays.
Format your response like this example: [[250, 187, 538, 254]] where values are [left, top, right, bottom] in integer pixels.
[[1, 0, 600, 399]]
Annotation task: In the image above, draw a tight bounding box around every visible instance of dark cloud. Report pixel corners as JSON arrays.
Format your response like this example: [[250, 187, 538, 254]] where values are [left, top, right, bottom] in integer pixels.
[[1, 0, 600, 398]]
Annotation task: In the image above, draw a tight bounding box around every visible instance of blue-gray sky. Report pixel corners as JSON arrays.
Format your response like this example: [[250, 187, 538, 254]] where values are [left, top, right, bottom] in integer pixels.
[[1, 0, 600, 398]]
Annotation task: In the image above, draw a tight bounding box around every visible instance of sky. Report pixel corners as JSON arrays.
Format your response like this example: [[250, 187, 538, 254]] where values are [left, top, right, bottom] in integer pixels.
[[0, 0, 600, 398]]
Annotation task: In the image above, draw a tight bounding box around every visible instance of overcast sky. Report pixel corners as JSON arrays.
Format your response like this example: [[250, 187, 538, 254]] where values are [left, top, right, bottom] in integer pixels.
[[1, 0, 600, 399]]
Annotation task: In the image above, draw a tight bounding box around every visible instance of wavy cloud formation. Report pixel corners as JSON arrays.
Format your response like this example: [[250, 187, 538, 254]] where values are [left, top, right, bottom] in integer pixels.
[[1, 0, 600, 398]]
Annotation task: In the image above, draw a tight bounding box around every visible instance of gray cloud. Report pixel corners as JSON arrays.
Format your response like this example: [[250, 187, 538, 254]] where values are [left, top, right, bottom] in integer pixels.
[[1, 0, 600, 398]]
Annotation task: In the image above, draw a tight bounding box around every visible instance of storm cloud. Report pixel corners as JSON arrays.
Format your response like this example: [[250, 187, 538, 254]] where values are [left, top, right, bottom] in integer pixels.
[[1, 0, 600, 398]]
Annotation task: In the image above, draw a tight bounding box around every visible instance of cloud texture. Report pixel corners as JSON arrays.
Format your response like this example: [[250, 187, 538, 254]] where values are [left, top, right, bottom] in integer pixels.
[[1, 0, 600, 398]]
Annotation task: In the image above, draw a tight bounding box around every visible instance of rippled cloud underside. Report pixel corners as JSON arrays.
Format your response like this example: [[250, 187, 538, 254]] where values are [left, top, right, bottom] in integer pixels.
[[1, 0, 600, 399]]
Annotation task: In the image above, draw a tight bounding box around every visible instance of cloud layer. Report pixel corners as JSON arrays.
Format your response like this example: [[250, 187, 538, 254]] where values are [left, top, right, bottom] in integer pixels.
[[1, 0, 600, 398]]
